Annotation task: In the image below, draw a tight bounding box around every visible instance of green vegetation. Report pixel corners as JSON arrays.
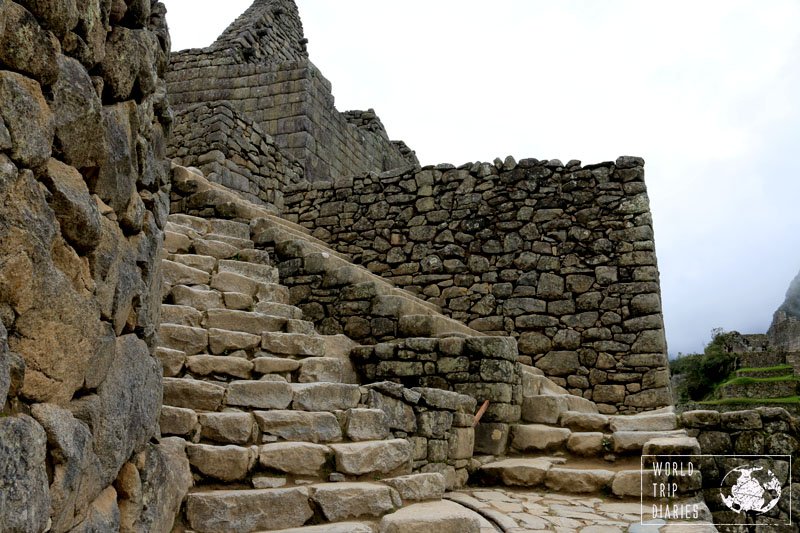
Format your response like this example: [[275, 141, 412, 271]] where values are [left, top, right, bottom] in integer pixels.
[[671, 328, 739, 402], [698, 396, 800, 406], [736, 364, 793, 374], [718, 375, 799, 387]]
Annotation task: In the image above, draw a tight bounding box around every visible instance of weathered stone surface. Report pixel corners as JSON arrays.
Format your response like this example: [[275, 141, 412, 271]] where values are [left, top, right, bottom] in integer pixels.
[[0, 414, 50, 533], [609, 412, 676, 432], [0, 1, 60, 85], [311, 482, 400, 521], [198, 412, 254, 444], [559, 411, 609, 432], [254, 410, 342, 443], [40, 158, 102, 252], [479, 458, 551, 487], [30, 403, 104, 532], [346, 408, 390, 441], [510, 424, 570, 452], [567, 432, 605, 456], [158, 324, 208, 355], [186, 487, 313, 533], [128, 438, 192, 533], [330, 439, 412, 475], [262, 331, 326, 356], [162, 377, 225, 411], [537, 350, 580, 376], [522, 395, 568, 424], [50, 55, 106, 169], [100, 27, 154, 100], [70, 335, 161, 488], [187, 443, 257, 482], [381, 473, 446, 501], [208, 327, 261, 354], [187, 354, 253, 379], [378, 500, 481, 533], [93, 102, 137, 214], [291, 382, 361, 411], [227, 379, 293, 409], [259, 442, 331, 476], [545, 467, 615, 493], [160, 405, 197, 436], [71, 485, 120, 532]]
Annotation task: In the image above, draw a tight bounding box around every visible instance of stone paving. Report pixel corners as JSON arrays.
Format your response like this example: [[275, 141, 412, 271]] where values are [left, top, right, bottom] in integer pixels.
[[447, 488, 719, 533]]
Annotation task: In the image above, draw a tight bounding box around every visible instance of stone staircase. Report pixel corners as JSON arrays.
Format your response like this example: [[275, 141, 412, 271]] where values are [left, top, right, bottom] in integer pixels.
[[156, 210, 489, 532], [475, 365, 706, 510]]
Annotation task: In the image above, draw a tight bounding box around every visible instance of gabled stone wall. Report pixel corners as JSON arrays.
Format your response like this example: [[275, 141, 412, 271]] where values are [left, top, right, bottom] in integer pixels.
[[284, 157, 671, 413], [166, 1, 417, 183], [0, 2, 189, 531], [168, 102, 303, 210]]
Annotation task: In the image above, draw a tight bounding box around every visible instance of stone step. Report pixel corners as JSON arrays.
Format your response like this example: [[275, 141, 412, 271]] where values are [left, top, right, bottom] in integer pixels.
[[159, 323, 208, 355], [161, 304, 203, 327], [191, 237, 241, 259], [254, 222, 351, 262], [164, 229, 192, 254], [160, 405, 197, 437], [206, 308, 286, 335], [162, 258, 211, 287], [209, 327, 262, 354], [521, 394, 598, 424], [255, 301, 304, 320], [169, 253, 217, 273], [198, 411, 256, 445], [612, 429, 688, 453], [167, 213, 210, 234], [559, 411, 609, 432], [262, 332, 326, 357], [170, 285, 224, 311], [187, 442, 258, 482], [642, 435, 701, 456], [378, 500, 483, 533], [204, 232, 254, 250], [398, 314, 483, 339], [218, 259, 278, 284], [162, 377, 226, 411], [608, 411, 678, 432], [185, 487, 313, 532], [269, 523, 374, 533], [155, 346, 186, 377], [207, 218, 250, 240], [329, 439, 412, 477], [285, 319, 316, 335], [254, 410, 343, 443], [165, 220, 201, 238], [510, 424, 571, 453], [211, 271, 290, 303], [309, 482, 400, 522], [186, 354, 254, 379], [227, 378, 293, 410], [290, 382, 361, 411], [259, 441, 333, 477]]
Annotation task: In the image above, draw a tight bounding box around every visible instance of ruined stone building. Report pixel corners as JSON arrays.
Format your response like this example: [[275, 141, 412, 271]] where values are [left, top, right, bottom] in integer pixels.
[[0, 0, 796, 531]]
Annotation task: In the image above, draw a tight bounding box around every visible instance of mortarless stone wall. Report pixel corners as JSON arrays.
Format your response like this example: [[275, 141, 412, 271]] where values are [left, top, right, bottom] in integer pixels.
[[284, 157, 671, 413], [166, 0, 417, 183], [167, 102, 303, 210], [0, 2, 190, 531]]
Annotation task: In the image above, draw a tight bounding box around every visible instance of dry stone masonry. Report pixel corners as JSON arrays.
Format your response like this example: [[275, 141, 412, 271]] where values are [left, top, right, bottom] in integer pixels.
[[0, 1, 187, 532], [167, 0, 417, 185], [284, 157, 671, 413]]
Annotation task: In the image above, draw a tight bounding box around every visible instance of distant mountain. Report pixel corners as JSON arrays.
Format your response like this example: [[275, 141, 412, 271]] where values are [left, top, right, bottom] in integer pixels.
[[767, 269, 800, 351]]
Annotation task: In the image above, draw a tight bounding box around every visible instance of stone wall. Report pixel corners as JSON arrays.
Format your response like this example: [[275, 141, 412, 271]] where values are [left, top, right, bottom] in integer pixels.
[[680, 408, 799, 528], [168, 102, 303, 210], [0, 2, 189, 531], [166, 0, 417, 183], [354, 337, 522, 424], [284, 157, 671, 413]]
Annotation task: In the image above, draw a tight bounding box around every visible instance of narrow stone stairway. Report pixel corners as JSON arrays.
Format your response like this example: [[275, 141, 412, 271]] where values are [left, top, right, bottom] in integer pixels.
[[156, 210, 488, 532], [474, 365, 711, 525]]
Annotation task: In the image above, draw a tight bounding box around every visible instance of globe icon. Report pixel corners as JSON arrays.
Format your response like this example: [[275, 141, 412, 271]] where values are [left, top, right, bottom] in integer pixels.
[[720, 466, 782, 514]]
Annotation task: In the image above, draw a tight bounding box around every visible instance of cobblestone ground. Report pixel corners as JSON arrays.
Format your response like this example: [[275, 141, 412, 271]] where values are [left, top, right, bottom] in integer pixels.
[[447, 488, 719, 533]]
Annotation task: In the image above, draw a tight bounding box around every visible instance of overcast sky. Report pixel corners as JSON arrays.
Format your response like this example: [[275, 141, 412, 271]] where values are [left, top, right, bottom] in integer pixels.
[[163, 0, 800, 356]]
